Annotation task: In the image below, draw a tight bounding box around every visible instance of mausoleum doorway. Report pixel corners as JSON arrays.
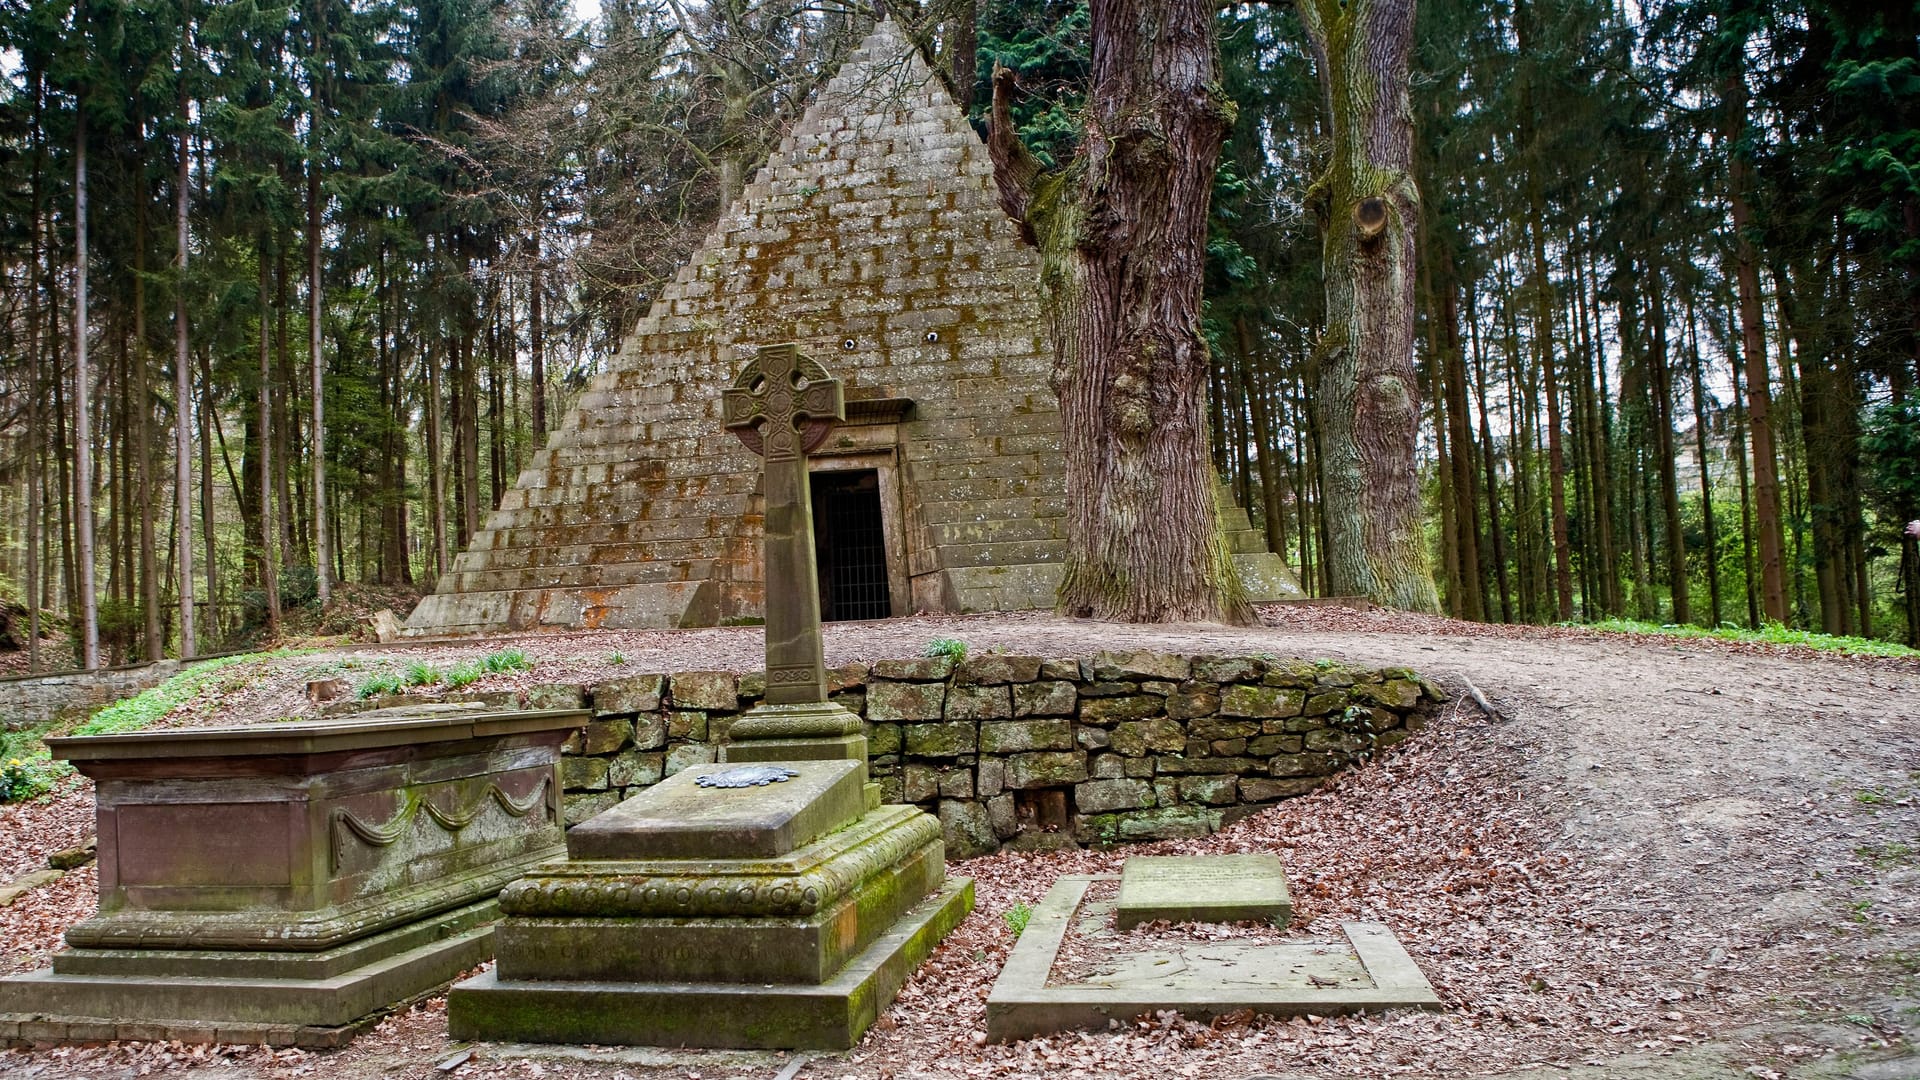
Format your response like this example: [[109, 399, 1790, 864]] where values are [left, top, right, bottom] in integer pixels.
[[811, 469, 892, 621]]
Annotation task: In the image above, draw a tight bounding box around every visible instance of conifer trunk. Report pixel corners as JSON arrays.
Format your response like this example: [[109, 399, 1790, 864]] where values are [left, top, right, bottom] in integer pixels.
[[1296, 0, 1438, 612]]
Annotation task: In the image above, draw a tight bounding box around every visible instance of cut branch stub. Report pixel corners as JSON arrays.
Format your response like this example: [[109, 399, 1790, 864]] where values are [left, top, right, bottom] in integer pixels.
[[1354, 197, 1389, 245]]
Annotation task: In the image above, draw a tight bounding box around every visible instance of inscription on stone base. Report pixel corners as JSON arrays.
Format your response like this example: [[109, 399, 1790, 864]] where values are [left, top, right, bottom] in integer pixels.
[[1114, 854, 1293, 930]]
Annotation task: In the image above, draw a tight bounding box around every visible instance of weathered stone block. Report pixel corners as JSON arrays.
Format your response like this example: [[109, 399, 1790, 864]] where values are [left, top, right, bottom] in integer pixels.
[[1211, 738, 1248, 757], [826, 663, 871, 693], [1156, 756, 1260, 776], [1039, 659, 1080, 681], [870, 657, 953, 681], [669, 671, 739, 710], [953, 655, 1044, 685], [594, 674, 664, 715], [939, 769, 974, 799], [868, 722, 902, 755], [1240, 777, 1323, 802], [1189, 717, 1258, 741], [565, 789, 622, 826], [1164, 685, 1219, 720], [523, 685, 586, 711], [940, 800, 998, 860], [1178, 776, 1239, 805], [946, 684, 1013, 720], [1220, 685, 1304, 719], [1075, 681, 1140, 698], [977, 758, 1006, 798], [1247, 734, 1302, 757], [582, 718, 632, 756], [1082, 806, 1220, 843], [1075, 725, 1110, 751], [1090, 753, 1125, 779], [1012, 680, 1077, 717], [905, 721, 976, 757], [868, 681, 947, 721], [1264, 660, 1326, 688], [1092, 651, 1191, 682], [564, 756, 611, 791], [631, 714, 668, 751], [904, 764, 938, 803], [1303, 691, 1346, 717], [1081, 695, 1163, 724], [608, 750, 666, 789], [1111, 719, 1185, 757], [1191, 656, 1265, 683], [979, 719, 1073, 754], [1268, 752, 1340, 777], [667, 710, 708, 741], [1006, 751, 1087, 789], [1305, 730, 1372, 754], [664, 743, 715, 776], [1074, 778, 1153, 813], [987, 794, 1018, 839]]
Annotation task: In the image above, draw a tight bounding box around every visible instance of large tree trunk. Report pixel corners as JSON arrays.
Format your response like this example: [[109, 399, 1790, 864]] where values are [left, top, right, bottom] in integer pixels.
[[259, 250, 282, 637], [174, 28, 196, 657], [310, 155, 330, 604], [74, 104, 100, 670], [1296, 0, 1438, 612], [985, 0, 1253, 625], [1727, 84, 1787, 624]]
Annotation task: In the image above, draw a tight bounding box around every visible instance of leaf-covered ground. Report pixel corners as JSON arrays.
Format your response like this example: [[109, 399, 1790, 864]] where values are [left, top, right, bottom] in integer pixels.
[[2, 606, 1917, 1079]]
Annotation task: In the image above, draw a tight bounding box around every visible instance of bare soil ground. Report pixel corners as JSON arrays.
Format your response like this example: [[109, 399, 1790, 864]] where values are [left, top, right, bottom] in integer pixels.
[[3, 606, 1918, 1080]]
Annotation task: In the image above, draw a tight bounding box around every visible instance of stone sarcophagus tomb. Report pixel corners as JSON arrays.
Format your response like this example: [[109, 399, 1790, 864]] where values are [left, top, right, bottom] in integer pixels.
[[0, 704, 585, 1046], [404, 16, 1301, 637]]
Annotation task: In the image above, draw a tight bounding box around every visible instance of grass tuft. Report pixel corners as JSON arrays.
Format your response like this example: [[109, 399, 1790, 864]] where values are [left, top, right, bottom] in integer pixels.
[[404, 661, 440, 687], [443, 662, 485, 689], [481, 648, 533, 674], [922, 637, 969, 663], [1583, 618, 1920, 659]]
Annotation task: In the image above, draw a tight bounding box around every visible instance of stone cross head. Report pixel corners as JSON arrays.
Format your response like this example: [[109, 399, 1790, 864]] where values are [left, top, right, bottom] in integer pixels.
[[723, 343, 846, 461]]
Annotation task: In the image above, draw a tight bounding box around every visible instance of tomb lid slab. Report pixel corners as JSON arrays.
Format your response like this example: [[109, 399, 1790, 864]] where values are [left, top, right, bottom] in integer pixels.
[[1114, 854, 1293, 930], [567, 757, 864, 861]]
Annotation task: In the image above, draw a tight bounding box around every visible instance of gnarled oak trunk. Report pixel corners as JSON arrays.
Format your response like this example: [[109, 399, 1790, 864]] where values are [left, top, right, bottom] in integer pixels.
[[986, 0, 1253, 625]]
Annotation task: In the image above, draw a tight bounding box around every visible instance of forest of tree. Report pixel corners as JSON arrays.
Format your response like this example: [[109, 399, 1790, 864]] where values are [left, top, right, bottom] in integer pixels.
[[0, 0, 1915, 671]]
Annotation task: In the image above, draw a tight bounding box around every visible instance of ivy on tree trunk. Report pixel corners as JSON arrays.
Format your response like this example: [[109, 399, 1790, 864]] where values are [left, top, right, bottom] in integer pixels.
[[985, 0, 1254, 626]]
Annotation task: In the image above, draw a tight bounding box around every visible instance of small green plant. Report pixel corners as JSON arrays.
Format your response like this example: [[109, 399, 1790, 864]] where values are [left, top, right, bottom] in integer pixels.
[[1856, 788, 1889, 807], [1329, 703, 1385, 763], [404, 661, 440, 687], [923, 637, 969, 663], [1857, 841, 1916, 869], [481, 648, 532, 674], [0, 757, 58, 804], [1003, 901, 1033, 939], [357, 671, 404, 699], [443, 662, 485, 689], [607, 651, 627, 666]]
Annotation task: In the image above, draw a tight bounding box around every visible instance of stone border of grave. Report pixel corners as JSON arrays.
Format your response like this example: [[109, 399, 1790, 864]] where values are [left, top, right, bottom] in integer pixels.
[[332, 652, 1446, 858], [984, 874, 1442, 1042]]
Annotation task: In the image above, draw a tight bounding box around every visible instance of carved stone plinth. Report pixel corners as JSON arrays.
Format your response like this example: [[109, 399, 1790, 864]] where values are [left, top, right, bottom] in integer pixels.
[[0, 704, 585, 1043]]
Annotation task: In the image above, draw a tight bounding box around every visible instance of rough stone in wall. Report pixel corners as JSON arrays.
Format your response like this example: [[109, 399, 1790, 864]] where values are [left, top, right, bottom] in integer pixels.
[[405, 17, 1302, 636], [330, 652, 1447, 859]]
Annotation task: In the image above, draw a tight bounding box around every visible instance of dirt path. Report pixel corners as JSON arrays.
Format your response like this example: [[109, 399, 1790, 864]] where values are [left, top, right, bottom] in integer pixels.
[[3, 611, 1918, 1079]]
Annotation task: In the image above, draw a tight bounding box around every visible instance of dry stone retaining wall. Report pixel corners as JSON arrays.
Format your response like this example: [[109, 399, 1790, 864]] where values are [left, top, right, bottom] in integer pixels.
[[351, 652, 1444, 858]]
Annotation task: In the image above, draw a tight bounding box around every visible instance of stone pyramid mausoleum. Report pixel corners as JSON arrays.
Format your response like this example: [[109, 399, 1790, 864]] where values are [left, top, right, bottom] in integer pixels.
[[406, 19, 1302, 635]]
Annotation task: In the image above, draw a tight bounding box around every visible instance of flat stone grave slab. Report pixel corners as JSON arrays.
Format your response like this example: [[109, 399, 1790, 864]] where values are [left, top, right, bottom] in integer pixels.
[[567, 758, 864, 861], [1114, 854, 1293, 930], [986, 874, 1440, 1042]]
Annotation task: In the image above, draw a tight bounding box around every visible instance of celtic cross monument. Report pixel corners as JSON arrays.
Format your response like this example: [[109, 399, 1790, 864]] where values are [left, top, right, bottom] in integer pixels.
[[721, 343, 867, 760]]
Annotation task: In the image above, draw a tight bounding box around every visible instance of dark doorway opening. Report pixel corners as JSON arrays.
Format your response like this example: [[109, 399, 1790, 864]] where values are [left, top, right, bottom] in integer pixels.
[[811, 469, 892, 621]]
